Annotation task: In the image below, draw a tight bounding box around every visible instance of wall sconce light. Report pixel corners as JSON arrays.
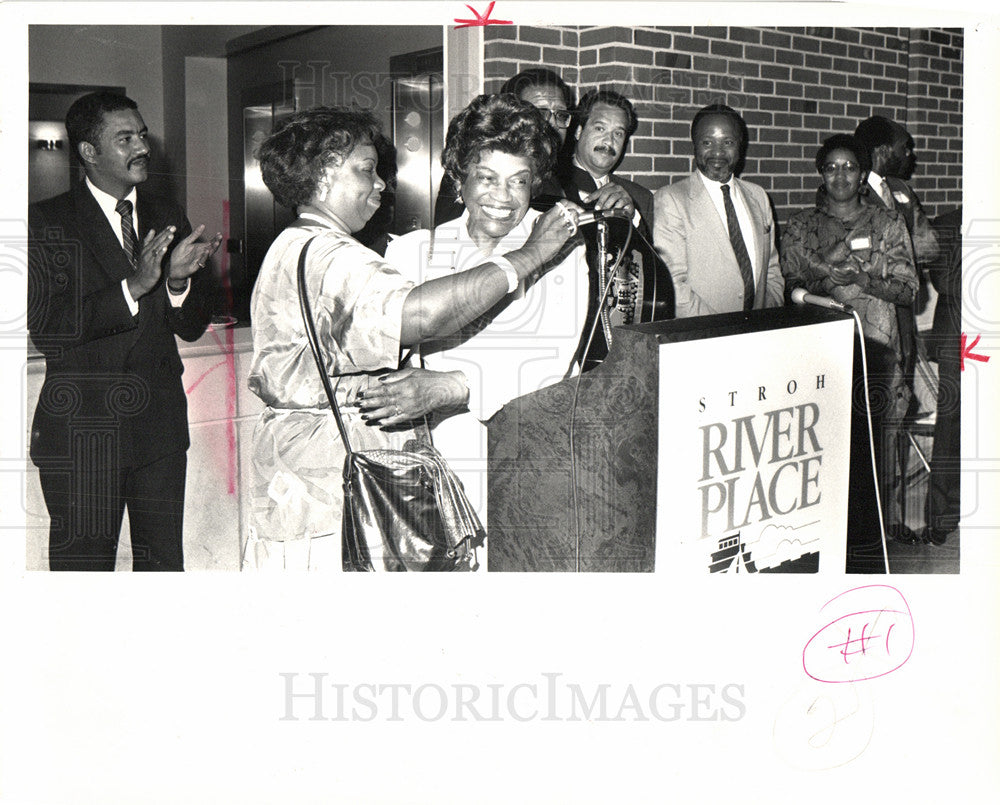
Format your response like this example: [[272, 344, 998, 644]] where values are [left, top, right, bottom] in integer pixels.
[[35, 139, 63, 150]]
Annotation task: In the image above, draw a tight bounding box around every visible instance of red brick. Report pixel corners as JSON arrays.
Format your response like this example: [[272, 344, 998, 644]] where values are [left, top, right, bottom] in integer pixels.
[[727, 61, 759, 78], [760, 64, 789, 80], [672, 35, 710, 53], [654, 156, 694, 173], [759, 95, 789, 112], [774, 49, 805, 67], [634, 29, 672, 50], [599, 45, 655, 65], [818, 39, 848, 57], [485, 26, 517, 42], [711, 39, 744, 59], [519, 26, 562, 46], [536, 46, 573, 68], [743, 78, 774, 95], [618, 155, 653, 173], [803, 114, 833, 131], [692, 56, 729, 73], [791, 68, 821, 84], [730, 28, 762, 44], [792, 35, 822, 54], [834, 28, 862, 44], [745, 44, 776, 63], [775, 81, 804, 98], [859, 31, 885, 48], [805, 53, 834, 70], [761, 30, 793, 49], [692, 26, 727, 38], [656, 52, 692, 69], [580, 27, 632, 47], [653, 83, 691, 105], [758, 128, 790, 143]]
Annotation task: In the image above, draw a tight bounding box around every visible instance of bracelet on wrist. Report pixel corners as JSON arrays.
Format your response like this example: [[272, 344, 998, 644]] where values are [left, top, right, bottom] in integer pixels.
[[490, 255, 520, 294]]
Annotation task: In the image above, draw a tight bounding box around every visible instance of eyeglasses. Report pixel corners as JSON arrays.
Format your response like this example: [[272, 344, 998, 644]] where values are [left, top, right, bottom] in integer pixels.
[[539, 108, 572, 129], [821, 161, 860, 175]]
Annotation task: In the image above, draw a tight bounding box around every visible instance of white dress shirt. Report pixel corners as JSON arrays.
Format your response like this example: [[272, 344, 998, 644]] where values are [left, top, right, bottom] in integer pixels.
[[86, 177, 189, 312], [697, 169, 759, 286]]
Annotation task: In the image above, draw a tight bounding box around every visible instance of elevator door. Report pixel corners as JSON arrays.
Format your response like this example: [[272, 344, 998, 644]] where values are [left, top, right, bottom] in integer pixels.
[[391, 73, 444, 236], [243, 96, 296, 290]]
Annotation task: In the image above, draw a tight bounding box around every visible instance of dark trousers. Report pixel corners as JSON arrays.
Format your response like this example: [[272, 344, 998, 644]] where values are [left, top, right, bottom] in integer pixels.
[[845, 334, 890, 573], [40, 449, 187, 571], [926, 325, 961, 535]]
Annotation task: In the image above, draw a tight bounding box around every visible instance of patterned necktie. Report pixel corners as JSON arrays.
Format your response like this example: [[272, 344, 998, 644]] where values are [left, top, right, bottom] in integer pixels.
[[879, 178, 895, 209], [115, 198, 138, 268], [720, 184, 755, 311]]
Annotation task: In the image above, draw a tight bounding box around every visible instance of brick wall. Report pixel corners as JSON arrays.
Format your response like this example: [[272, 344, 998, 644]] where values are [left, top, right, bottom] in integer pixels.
[[483, 26, 963, 224]]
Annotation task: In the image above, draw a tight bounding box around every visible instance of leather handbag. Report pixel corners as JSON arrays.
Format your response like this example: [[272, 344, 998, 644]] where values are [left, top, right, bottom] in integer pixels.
[[296, 236, 483, 571]]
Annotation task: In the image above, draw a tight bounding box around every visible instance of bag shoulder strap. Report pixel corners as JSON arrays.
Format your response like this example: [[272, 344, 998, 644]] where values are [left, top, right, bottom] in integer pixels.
[[296, 235, 354, 457]]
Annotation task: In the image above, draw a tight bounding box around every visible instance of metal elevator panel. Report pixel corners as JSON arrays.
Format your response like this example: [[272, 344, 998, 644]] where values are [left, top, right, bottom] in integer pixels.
[[243, 92, 296, 290], [390, 69, 444, 236]]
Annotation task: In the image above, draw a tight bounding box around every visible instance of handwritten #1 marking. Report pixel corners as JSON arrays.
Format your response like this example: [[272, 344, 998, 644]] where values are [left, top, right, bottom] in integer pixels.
[[960, 333, 990, 371], [802, 585, 914, 683], [454, 1, 512, 28]]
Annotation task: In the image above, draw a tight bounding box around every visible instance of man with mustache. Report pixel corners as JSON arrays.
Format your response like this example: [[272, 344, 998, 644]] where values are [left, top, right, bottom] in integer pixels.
[[559, 88, 653, 234], [559, 89, 667, 369], [28, 91, 221, 570], [653, 103, 784, 318]]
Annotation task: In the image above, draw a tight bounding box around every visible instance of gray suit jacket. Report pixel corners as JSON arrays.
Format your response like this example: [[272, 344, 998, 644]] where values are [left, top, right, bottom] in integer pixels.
[[653, 170, 784, 317]]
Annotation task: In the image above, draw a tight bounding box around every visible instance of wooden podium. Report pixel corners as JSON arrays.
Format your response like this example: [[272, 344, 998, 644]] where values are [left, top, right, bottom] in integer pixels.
[[486, 306, 855, 572]]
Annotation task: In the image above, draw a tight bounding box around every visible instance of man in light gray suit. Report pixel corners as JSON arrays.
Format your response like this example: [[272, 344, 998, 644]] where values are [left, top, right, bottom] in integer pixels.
[[653, 104, 784, 318]]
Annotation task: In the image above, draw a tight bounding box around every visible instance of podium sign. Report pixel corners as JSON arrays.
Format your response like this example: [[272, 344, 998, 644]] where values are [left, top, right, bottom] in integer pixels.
[[655, 319, 854, 574]]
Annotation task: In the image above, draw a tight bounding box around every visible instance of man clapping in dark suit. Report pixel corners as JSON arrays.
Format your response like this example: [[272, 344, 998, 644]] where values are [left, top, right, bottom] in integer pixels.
[[28, 92, 221, 571]]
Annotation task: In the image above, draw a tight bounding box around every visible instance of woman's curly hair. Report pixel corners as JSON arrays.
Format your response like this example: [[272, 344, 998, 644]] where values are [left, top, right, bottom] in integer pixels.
[[441, 94, 559, 195], [257, 106, 385, 209], [815, 133, 871, 175]]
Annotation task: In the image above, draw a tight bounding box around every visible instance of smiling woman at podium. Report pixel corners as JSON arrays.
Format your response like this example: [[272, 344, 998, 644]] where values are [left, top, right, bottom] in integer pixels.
[[384, 94, 589, 535]]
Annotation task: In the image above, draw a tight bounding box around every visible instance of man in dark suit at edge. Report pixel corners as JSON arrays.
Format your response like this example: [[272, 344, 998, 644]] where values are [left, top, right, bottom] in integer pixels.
[[854, 115, 940, 546], [28, 91, 221, 571]]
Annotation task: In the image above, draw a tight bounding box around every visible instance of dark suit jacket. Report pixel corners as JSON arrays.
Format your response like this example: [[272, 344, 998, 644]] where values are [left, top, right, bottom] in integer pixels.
[[28, 182, 212, 470], [558, 165, 655, 237]]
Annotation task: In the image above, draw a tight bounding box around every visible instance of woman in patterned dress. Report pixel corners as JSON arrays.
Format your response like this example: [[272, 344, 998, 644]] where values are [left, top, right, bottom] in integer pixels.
[[245, 107, 581, 569], [780, 133, 918, 544]]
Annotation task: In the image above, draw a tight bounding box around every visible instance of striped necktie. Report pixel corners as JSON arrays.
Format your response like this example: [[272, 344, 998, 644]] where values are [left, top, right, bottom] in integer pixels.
[[879, 178, 895, 209], [720, 184, 755, 311], [115, 198, 138, 268]]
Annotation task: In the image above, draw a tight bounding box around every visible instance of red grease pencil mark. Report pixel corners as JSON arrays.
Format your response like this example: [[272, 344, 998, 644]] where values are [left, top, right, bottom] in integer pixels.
[[960, 332, 989, 371], [184, 202, 238, 495], [802, 585, 914, 683], [185, 359, 229, 396], [454, 2, 512, 28]]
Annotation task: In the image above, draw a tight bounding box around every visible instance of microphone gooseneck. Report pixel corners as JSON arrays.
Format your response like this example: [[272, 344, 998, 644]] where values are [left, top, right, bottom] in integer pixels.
[[790, 286, 853, 313]]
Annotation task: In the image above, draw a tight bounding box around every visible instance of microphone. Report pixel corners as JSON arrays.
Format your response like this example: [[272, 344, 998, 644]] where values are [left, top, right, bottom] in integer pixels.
[[790, 287, 853, 313], [576, 208, 633, 227]]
